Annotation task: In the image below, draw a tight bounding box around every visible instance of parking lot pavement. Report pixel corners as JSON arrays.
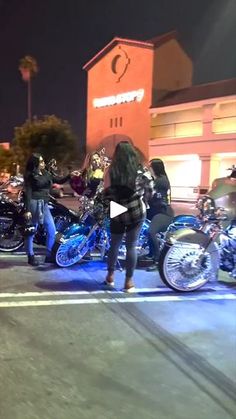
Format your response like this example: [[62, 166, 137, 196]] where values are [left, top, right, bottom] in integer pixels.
[[0, 252, 236, 419], [0, 250, 235, 296]]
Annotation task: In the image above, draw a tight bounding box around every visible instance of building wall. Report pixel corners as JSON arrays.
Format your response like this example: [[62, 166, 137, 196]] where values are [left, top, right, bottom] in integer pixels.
[[212, 100, 236, 134], [149, 98, 236, 198], [152, 39, 193, 101], [150, 107, 203, 139], [84, 36, 235, 200], [86, 43, 153, 157]]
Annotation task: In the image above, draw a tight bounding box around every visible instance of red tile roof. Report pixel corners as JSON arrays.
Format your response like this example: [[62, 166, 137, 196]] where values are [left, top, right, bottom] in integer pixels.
[[154, 78, 236, 108]]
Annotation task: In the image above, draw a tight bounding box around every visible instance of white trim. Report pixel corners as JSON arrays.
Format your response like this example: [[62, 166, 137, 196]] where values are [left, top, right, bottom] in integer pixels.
[[150, 95, 236, 114]]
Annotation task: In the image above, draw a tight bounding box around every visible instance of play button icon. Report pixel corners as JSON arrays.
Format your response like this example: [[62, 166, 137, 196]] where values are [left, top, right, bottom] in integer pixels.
[[110, 201, 127, 219]]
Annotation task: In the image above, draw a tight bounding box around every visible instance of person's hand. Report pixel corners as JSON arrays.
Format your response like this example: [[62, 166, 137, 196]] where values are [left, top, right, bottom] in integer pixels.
[[70, 170, 81, 177], [24, 211, 32, 220]]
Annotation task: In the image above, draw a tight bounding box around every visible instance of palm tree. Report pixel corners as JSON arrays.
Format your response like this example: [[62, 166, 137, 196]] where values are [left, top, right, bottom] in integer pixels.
[[19, 55, 39, 121]]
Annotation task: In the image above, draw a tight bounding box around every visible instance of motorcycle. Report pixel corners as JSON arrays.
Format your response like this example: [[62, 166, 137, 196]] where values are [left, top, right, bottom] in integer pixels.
[[52, 194, 151, 268], [0, 175, 24, 201], [0, 191, 81, 252], [52, 191, 202, 268], [52, 146, 202, 269], [158, 188, 236, 292]]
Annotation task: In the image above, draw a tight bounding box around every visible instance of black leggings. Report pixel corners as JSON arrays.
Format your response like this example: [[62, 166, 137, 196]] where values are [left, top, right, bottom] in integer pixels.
[[149, 208, 174, 262], [107, 220, 143, 278]]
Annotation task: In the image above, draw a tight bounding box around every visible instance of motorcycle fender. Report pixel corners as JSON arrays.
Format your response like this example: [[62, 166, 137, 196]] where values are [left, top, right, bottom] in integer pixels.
[[171, 214, 201, 228], [55, 223, 89, 243], [165, 228, 210, 248]]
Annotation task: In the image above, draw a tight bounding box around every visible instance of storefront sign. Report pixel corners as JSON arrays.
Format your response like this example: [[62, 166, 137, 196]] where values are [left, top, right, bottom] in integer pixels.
[[93, 88, 145, 108]]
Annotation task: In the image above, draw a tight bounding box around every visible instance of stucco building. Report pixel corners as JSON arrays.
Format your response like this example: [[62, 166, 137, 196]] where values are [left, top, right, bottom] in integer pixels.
[[83, 31, 236, 199]]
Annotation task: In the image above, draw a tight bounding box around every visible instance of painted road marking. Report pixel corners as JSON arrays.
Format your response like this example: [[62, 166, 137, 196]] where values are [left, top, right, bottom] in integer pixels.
[[0, 289, 164, 298], [0, 293, 235, 308], [0, 285, 234, 298]]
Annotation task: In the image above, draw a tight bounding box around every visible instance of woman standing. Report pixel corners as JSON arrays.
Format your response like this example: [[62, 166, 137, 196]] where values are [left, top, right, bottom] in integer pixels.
[[146, 158, 174, 271], [24, 153, 71, 266], [103, 141, 153, 292], [70, 151, 105, 198]]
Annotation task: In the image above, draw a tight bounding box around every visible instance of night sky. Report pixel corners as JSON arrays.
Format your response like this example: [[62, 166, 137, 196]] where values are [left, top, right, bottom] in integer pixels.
[[0, 0, 236, 146]]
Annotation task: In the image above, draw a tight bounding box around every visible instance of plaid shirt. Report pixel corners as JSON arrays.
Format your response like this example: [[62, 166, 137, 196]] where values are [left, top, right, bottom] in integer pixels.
[[101, 167, 154, 225]]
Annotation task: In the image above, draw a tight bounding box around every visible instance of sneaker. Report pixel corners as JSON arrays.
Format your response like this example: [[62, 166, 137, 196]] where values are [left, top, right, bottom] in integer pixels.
[[104, 280, 115, 287], [123, 278, 135, 293], [123, 286, 135, 293], [104, 274, 114, 287]]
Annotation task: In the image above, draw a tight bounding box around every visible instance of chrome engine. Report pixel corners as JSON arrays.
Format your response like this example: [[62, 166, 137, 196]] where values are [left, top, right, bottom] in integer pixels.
[[219, 221, 236, 276]]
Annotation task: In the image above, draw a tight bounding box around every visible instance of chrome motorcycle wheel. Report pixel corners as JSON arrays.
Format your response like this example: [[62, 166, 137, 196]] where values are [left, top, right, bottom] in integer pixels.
[[53, 234, 89, 267], [159, 241, 219, 292], [0, 214, 24, 252]]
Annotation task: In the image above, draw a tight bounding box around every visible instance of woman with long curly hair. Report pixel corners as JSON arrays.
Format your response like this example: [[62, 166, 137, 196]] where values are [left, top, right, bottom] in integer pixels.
[[70, 151, 104, 197]]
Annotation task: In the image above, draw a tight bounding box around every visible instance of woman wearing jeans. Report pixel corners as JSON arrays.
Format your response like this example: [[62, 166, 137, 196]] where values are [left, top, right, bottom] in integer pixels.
[[23, 153, 71, 266], [103, 141, 153, 292]]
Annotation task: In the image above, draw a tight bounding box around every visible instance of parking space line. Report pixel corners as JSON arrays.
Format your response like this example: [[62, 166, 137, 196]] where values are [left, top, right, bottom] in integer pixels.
[[0, 285, 233, 298], [0, 293, 235, 308]]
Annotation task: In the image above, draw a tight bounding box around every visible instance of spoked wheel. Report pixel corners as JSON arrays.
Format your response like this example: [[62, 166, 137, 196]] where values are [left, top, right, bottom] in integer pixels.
[[52, 234, 89, 267], [0, 215, 24, 252], [159, 241, 219, 292]]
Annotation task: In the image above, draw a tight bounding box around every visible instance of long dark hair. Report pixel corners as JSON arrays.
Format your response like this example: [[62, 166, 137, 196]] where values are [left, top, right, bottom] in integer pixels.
[[24, 153, 42, 179], [109, 141, 140, 188], [150, 158, 171, 203], [150, 158, 167, 177]]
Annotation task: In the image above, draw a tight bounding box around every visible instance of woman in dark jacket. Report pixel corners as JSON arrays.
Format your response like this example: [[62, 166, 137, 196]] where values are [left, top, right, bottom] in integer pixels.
[[24, 153, 71, 266], [146, 158, 174, 271]]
